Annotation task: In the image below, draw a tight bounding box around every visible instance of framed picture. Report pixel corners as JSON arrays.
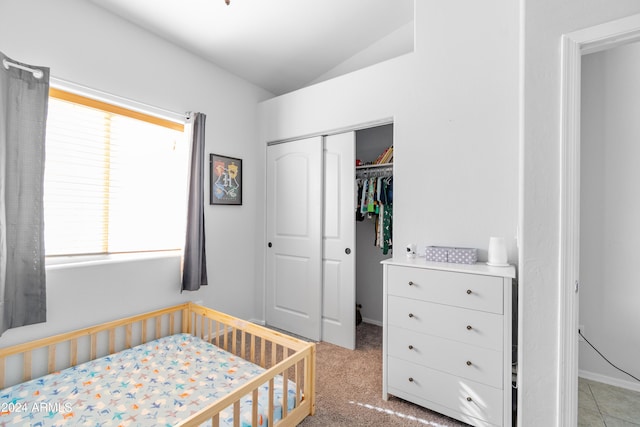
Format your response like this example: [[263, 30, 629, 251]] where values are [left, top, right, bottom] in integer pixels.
[[209, 153, 242, 205]]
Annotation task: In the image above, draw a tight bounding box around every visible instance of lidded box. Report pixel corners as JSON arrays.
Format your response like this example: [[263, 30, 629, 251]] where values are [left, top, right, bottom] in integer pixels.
[[425, 246, 478, 264], [425, 246, 449, 262], [448, 247, 478, 264]]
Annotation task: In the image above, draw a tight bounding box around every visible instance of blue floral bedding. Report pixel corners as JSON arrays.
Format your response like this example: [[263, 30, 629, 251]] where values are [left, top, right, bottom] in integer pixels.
[[0, 333, 297, 426]]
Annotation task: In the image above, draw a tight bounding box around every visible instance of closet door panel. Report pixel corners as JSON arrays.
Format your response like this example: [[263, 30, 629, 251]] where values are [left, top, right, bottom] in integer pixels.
[[266, 137, 322, 341], [274, 155, 312, 237], [322, 132, 356, 350]]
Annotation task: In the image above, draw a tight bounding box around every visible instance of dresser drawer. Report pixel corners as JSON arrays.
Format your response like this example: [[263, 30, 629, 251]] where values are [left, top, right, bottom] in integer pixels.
[[387, 295, 503, 350], [387, 265, 504, 314], [387, 325, 503, 388], [388, 356, 503, 426]]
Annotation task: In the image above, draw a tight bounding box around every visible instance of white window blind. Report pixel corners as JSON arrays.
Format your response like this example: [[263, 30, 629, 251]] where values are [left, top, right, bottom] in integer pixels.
[[44, 90, 189, 256]]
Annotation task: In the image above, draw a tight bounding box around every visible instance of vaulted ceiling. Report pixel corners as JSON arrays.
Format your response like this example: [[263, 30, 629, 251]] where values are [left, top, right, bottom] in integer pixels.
[[88, 0, 414, 95]]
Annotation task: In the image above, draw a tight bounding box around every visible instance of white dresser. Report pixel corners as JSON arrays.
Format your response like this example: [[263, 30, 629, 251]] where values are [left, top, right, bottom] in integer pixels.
[[382, 258, 516, 427]]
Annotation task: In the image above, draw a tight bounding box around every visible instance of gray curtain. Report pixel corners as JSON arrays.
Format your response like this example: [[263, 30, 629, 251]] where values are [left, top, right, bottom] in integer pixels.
[[0, 52, 49, 335], [181, 112, 208, 291]]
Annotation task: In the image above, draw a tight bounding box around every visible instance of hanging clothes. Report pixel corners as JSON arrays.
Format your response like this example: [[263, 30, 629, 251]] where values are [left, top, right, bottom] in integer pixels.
[[367, 177, 376, 213], [382, 203, 393, 255], [356, 179, 365, 221], [360, 178, 368, 215], [355, 174, 393, 254]]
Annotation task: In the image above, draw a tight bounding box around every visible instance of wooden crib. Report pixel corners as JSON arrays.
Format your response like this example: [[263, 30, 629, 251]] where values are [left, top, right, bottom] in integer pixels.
[[0, 303, 316, 426]]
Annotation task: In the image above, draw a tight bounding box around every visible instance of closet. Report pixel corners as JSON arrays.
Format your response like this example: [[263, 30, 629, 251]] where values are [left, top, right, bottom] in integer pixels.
[[355, 125, 394, 328], [265, 123, 394, 349]]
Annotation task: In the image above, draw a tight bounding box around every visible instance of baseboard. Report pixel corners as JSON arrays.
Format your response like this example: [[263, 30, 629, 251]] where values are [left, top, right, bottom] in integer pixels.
[[362, 317, 383, 327], [579, 369, 640, 393], [253, 318, 379, 330]]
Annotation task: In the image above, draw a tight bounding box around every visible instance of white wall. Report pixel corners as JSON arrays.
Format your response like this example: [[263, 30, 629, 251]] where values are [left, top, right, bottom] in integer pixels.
[[310, 21, 414, 87], [0, 0, 271, 346], [258, 0, 520, 404], [522, 0, 640, 424], [579, 43, 640, 390], [258, 0, 519, 312]]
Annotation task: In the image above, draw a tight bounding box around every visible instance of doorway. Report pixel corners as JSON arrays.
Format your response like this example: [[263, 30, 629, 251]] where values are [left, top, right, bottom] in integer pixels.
[[578, 40, 640, 425], [560, 13, 640, 427], [355, 124, 394, 328]]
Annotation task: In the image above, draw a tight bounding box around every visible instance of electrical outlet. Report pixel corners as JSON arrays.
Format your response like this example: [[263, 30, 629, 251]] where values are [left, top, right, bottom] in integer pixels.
[[579, 324, 585, 342]]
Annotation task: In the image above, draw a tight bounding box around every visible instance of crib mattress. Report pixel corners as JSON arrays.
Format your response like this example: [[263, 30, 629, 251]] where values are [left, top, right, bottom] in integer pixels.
[[0, 333, 297, 426]]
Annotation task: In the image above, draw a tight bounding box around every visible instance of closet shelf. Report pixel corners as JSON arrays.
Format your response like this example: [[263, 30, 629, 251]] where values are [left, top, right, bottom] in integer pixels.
[[356, 163, 393, 178], [356, 162, 393, 170]]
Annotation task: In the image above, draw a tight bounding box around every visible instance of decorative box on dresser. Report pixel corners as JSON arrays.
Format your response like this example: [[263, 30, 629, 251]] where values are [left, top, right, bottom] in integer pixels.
[[381, 258, 516, 427]]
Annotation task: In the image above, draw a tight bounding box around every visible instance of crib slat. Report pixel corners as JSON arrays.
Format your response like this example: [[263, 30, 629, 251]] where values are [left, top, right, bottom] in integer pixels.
[[200, 315, 204, 339], [70, 339, 78, 366], [156, 316, 162, 340], [271, 343, 277, 368], [48, 345, 56, 374], [232, 327, 237, 354], [233, 401, 240, 427], [223, 325, 228, 350], [142, 319, 147, 344], [109, 328, 115, 354], [23, 351, 32, 382], [181, 307, 189, 334], [252, 388, 259, 426], [211, 413, 219, 427], [169, 312, 175, 335], [215, 322, 220, 347], [296, 360, 302, 406], [268, 378, 275, 425], [282, 354, 289, 419], [307, 347, 316, 415], [260, 337, 266, 367], [240, 330, 246, 360], [90, 334, 97, 360], [126, 324, 132, 349], [250, 334, 256, 364]]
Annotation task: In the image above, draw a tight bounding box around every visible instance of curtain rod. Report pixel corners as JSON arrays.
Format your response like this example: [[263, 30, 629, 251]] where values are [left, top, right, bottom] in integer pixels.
[[2, 58, 44, 79]]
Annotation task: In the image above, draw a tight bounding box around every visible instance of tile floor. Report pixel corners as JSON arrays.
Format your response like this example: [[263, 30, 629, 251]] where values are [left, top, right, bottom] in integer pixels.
[[579, 377, 640, 426]]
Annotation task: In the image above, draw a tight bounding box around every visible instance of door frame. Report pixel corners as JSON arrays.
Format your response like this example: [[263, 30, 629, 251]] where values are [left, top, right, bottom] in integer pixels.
[[559, 13, 640, 427]]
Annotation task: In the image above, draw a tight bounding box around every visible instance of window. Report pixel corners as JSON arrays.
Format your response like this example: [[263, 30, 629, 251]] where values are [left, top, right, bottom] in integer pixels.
[[44, 89, 189, 256]]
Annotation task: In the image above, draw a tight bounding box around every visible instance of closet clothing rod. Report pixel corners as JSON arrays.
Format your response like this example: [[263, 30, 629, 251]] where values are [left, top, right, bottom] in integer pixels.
[[2, 59, 44, 79], [356, 166, 393, 178]]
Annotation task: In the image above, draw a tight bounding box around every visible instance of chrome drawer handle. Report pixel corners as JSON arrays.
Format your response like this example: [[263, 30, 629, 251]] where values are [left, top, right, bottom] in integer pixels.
[[466, 360, 473, 366], [408, 313, 414, 318], [466, 325, 473, 330], [408, 377, 414, 382], [466, 289, 472, 295], [408, 345, 414, 350]]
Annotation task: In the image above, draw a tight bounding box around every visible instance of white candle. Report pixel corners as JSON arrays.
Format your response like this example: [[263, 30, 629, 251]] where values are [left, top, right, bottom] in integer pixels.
[[488, 237, 508, 266]]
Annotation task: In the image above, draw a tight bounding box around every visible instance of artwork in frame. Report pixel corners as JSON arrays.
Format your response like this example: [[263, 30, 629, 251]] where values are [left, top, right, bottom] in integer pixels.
[[210, 153, 242, 205]]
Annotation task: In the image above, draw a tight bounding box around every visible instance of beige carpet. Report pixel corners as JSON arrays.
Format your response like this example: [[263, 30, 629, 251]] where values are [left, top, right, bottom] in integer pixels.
[[298, 323, 468, 427]]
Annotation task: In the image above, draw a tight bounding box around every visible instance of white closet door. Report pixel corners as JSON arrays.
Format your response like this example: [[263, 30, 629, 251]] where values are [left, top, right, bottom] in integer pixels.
[[322, 132, 356, 349], [266, 137, 322, 341]]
